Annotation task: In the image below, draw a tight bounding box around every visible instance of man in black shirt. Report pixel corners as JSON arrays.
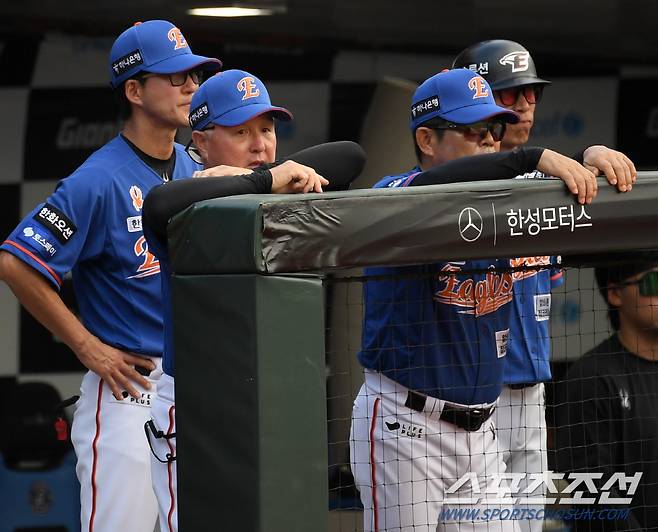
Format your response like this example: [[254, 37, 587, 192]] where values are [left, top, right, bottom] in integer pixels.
[[556, 260, 658, 530]]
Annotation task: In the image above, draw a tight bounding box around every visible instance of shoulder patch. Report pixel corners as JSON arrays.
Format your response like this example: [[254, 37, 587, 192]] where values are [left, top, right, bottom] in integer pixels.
[[32, 203, 77, 244]]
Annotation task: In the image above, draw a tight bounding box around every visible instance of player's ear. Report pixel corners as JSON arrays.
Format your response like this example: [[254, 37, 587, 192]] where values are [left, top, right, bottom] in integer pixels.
[[124, 79, 144, 107], [415, 127, 436, 159], [607, 283, 622, 308], [191, 130, 209, 161]]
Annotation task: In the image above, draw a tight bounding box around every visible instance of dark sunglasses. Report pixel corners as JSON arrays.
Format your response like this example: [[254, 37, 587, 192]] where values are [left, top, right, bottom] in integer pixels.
[[138, 68, 205, 87], [431, 121, 507, 142], [496, 85, 544, 106], [620, 270, 658, 297]]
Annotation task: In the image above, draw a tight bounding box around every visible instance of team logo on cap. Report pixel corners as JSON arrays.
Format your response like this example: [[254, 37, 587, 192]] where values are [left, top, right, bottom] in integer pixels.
[[167, 27, 188, 50], [499, 51, 530, 73], [130, 186, 144, 212], [467, 76, 489, 99], [237, 76, 260, 100]]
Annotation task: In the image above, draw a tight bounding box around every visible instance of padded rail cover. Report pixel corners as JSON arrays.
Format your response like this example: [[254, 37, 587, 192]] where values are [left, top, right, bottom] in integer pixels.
[[168, 172, 658, 274]]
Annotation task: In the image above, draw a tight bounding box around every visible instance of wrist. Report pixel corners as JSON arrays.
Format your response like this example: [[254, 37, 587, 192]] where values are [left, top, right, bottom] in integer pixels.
[[70, 330, 97, 358]]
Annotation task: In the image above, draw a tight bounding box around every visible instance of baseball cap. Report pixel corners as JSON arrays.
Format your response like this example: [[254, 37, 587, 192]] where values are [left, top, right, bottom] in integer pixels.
[[189, 69, 293, 131], [109, 20, 222, 88], [410, 68, 520, 131]]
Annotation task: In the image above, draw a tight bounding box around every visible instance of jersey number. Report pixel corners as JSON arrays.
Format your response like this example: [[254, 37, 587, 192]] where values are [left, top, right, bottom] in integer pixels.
[[128, 236, 160, 279]]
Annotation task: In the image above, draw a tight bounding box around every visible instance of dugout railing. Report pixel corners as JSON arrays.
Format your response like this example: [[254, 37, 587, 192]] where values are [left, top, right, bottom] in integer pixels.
[[168, 172, 658, 532]]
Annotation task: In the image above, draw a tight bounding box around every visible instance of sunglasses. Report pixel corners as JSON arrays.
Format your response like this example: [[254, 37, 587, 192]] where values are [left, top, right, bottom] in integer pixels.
[[620, 270, 658, 297], [138, 68, 205, 87], [431, 121, 507, 142], [496, 85, 544, 107]]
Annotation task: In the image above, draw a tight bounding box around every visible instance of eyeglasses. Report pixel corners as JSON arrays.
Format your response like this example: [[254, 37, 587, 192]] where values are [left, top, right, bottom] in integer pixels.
[[431, 121, 507, 142], [496, 85, 544, 107], [620, 271, 658, 297], [184, 126, 215, 165], [138, 68, 205, 87]]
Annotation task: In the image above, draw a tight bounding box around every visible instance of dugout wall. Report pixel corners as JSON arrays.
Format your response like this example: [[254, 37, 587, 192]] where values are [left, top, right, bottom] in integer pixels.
[[170, 173, 658, 531]]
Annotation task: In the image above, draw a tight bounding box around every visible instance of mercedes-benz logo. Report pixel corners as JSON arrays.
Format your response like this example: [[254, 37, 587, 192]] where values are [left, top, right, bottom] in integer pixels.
[[458, 207, 483, 242]]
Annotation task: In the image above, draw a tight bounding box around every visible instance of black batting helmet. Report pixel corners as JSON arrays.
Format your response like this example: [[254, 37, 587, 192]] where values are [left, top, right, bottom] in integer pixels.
[[452, 40, 551, 91]]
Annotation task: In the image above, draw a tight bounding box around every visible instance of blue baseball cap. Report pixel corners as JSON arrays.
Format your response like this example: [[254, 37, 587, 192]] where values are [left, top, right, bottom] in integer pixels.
[[189, 69, 293, 130], [109, 20, 222, 88], [410, 68, 519, 130]]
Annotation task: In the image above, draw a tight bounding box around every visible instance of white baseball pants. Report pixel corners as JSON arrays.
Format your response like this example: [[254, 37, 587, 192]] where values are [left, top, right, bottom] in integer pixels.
[[494, 384, 547, 532], [148, 373, 178, 532], [71, 360, 160, 532], [350, 370, 519, 532]]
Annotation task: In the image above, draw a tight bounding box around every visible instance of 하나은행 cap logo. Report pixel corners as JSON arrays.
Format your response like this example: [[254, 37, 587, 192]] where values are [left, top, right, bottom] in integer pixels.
[[112, 50, 144, 76], [237, 76, 260, 100], [468, 76, 489, 99], [189, 103, 209, 129]]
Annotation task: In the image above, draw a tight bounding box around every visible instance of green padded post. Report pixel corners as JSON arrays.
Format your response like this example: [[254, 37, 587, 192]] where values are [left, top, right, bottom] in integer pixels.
[[174, 273, 327, 532]]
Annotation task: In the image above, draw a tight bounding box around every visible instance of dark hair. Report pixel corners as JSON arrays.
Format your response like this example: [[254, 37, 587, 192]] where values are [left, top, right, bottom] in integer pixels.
[[113, 73, 150, 121], [595, 259, 658, 330], [412, 117, 447, 163], [595, 266, 620, 330]]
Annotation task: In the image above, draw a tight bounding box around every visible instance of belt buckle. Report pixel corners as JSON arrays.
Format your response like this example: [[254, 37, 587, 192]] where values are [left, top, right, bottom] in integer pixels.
[[463, 407, 493, 432]]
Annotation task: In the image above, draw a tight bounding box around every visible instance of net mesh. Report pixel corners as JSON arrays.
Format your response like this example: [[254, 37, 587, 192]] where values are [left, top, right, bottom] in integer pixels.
[[325, 259, 657, 531]]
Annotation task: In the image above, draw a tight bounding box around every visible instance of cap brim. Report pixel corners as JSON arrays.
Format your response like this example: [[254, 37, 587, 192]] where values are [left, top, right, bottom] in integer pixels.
[[212, 104, 293, 127], [146, 54, 222, 75], [490, 77, 551, 91], [441, 104, 520, 125]]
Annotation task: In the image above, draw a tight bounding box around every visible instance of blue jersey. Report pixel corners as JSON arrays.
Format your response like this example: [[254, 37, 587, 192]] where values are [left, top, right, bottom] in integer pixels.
[[1, 135, 199, 357], [358, 169, 514, 405], [505, 257, 563, 384]]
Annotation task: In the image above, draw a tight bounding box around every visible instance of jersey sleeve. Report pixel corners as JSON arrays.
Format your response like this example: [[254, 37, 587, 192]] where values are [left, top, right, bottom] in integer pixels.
[[142, 170, 273, 251], [143, 141, 367, 251], [406, 147, 545, 186], [1, 171, 107, 289]]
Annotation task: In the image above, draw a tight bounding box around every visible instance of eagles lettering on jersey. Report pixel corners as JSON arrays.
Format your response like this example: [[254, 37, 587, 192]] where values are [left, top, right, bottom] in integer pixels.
[[435, 263, 514, 316], [1, 135, 201, 356], [510, 256, 551, 281]]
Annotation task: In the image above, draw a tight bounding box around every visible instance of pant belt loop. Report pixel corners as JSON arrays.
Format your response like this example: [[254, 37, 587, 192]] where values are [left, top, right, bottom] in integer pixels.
[[404, 390, 427, 412]]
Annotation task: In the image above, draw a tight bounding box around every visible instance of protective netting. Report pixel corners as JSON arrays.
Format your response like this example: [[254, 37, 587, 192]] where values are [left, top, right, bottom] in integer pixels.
[[326, 258, 658, 531]]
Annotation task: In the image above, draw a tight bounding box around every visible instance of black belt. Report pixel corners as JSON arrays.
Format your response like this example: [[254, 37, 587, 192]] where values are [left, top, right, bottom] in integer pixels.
[[405, 390, 494, 432], [508, 382, 538, 390]]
